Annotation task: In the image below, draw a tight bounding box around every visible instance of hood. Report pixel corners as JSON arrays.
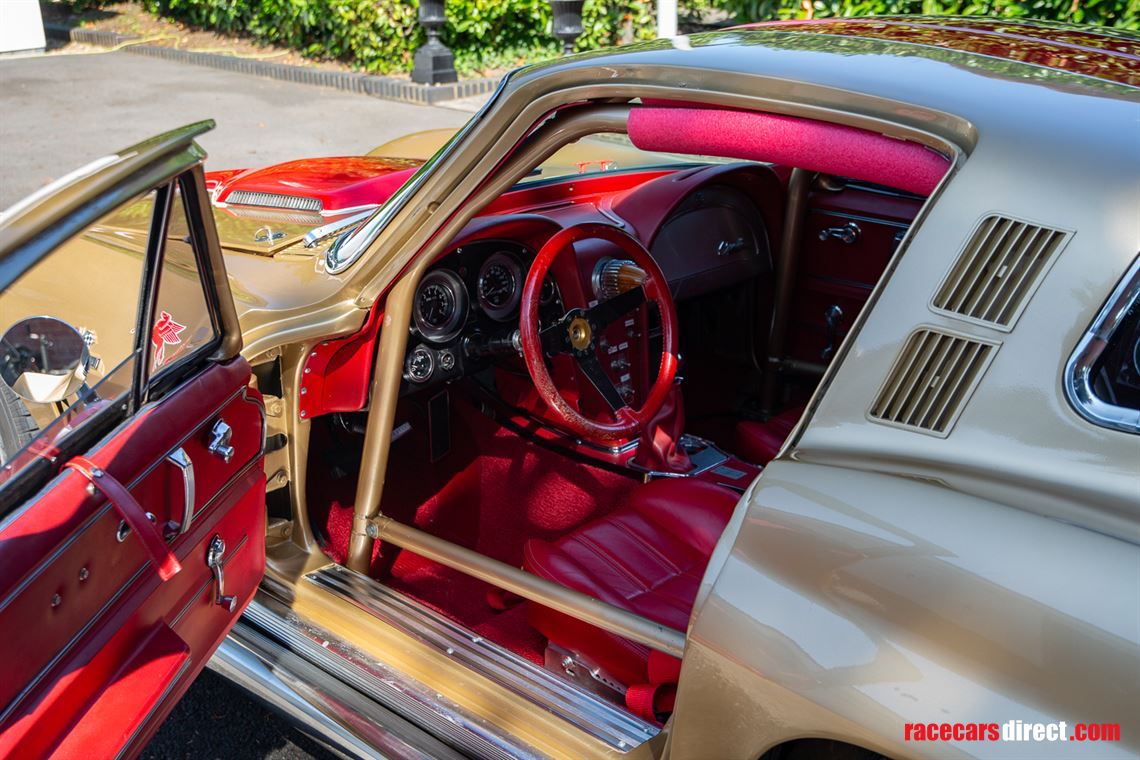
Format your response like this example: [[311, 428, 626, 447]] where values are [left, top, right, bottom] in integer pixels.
[[205, 156, 421, 255]]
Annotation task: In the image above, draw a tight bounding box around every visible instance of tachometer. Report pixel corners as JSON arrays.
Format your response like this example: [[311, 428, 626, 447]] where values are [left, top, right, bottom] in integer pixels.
[[477, 252, 522, 321], [413, 269, 468, 342]]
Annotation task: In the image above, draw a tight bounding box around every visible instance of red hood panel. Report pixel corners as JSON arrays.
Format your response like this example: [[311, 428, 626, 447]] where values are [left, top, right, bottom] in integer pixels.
[[210, 156, 422, 212]]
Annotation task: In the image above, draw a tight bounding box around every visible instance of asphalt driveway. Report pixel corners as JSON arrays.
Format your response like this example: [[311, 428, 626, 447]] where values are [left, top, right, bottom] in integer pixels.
[[0, 48, 472, 758], [0, 49, 471, 208]]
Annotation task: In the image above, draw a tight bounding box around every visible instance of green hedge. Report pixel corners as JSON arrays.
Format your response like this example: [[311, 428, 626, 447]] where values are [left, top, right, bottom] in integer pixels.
[[717, 0, 1137, 28], [76, 0, 1137, 76], [130, 0, 658, 75]]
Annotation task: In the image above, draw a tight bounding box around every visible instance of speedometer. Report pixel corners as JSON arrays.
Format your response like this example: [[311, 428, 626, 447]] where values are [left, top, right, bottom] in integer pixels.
[[477, 252, 522, 321], [413, 269, 468, 342]]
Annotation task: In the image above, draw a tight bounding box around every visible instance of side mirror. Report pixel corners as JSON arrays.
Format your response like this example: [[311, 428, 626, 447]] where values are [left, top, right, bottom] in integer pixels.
[[0, 316, 90, 403]]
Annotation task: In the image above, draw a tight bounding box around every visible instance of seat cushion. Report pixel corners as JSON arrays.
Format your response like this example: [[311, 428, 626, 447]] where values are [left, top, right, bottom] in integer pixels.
[[523, 478, 738, 687], [735, 405, 805, 464]]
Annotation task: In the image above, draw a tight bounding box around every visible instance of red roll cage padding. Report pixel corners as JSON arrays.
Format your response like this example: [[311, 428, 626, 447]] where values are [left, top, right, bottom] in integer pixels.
[[627, 105, 950, 196], [519, 223, 680, 443]]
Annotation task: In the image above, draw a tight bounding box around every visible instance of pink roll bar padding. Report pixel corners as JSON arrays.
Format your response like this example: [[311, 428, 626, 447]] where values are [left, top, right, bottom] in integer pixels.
[[627, 106, 949, 196]]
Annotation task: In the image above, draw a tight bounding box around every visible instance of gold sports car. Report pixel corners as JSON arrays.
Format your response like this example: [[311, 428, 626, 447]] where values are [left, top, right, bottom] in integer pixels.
[[0, 16, 1137, 760]]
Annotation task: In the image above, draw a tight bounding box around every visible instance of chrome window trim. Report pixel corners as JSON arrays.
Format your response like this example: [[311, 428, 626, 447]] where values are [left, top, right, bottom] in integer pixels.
[[1064, 255, 1140, 435], [326, 74, 512, 274]]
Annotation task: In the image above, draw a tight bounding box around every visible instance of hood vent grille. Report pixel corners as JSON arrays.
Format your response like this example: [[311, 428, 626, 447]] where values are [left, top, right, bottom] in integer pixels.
[[869, 329, 998, 436], [227, 190, 323, 213], [932, 215, 1069, 330]]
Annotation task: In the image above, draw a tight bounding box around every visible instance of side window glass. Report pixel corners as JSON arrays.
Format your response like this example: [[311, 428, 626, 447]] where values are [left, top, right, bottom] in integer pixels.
[[0, 192, 155, 478], [1067, 257, 1140, 435], [2, 191, 154, 391], [148, 185, 217, 376]]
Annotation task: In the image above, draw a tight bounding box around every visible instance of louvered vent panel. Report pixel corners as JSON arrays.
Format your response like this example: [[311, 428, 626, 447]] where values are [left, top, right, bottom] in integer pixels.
[[932, 215, 1069, 329], [226, 190, 323, 212], [869, 329, 997, 436]]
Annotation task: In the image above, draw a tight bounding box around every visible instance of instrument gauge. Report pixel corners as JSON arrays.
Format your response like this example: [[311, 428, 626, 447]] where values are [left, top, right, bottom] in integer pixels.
[[405, 346, 434, 383], [413, 269, 468, 342], [540, 275, 560, 307], [477, 252, 522, 321]]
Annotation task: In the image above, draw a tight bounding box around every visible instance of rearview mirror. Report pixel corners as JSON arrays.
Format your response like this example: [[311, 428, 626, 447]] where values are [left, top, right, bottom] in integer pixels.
[[0, 316, 90, 403]]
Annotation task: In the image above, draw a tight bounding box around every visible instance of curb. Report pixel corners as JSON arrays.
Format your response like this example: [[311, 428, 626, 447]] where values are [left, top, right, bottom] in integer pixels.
[[43, 23, 498, 106]]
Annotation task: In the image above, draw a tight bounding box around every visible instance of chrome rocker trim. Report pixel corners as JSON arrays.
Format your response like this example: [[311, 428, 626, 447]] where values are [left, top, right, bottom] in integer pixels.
[[210, 619, 461, 760], [228, 593, 544, 760], [306, 564, 659, 753]]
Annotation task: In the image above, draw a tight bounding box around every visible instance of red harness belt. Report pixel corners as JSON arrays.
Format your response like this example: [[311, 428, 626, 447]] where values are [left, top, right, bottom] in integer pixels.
[[65, 456, 182, 581]]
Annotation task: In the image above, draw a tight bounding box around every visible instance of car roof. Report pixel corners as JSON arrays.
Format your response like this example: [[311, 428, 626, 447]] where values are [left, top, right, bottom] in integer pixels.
[[734, 17, 1140, 89]]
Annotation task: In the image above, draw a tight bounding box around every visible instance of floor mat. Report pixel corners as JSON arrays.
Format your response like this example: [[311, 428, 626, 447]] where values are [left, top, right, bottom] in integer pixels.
[[310, 395, 642, 665]]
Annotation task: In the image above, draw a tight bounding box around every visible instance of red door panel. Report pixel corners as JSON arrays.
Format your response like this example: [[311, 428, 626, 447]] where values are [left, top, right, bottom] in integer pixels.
[[0, 358, 265, 759]]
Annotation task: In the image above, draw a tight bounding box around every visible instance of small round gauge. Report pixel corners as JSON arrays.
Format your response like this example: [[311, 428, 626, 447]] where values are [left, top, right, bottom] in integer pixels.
[[414, 269, 468, 342], [540, 275, 560, 307], [405, 346, 434, 383], [439, 350, 456, 372], [477, 252, 523, 321]]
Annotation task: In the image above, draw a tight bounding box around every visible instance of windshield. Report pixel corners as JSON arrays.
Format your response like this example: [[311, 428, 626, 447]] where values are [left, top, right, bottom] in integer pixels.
[[517, 132, 746, 186]]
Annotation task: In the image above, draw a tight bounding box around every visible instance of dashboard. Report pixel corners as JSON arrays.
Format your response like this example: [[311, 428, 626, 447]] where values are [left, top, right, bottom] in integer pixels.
[[402, 240, 564, 392], [399, 164, 780, 412]]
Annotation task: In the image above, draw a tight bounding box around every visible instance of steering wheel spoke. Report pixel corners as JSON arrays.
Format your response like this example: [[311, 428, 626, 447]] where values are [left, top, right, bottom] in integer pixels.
[[539, 318, 573, 356], [586, 285, 647, 329], [575, 350, 626, 413]]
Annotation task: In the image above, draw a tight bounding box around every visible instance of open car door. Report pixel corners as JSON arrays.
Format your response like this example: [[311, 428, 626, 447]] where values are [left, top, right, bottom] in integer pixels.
[[0, 122, 266, 758]]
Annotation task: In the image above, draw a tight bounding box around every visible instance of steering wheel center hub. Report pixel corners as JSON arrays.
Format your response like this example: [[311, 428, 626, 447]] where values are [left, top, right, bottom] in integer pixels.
[[568, 316, 593, 351]]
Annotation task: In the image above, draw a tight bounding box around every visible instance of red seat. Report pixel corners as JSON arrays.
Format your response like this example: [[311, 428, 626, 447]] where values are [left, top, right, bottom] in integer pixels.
[[523, 478, 738, 688], [734, 405, 805, 464]]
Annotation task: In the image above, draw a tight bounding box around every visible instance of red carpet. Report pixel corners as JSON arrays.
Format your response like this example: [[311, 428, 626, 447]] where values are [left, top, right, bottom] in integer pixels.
[[309, 394, 641, 664]]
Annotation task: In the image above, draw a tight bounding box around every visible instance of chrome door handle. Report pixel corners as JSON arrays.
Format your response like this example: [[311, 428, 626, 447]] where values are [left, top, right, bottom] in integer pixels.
[[207, 419, 235, 464], [206, 535, 237, 612], [165, 447, 195, 537], [818, 221, 861, 245]]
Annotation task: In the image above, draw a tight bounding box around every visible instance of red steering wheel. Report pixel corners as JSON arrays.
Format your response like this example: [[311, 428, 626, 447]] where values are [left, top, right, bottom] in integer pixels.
[[519, 222, 679, 442]]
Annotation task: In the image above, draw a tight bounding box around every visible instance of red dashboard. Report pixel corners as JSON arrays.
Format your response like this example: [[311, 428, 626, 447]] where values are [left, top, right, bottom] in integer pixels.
[[399, 164, 784, 429]]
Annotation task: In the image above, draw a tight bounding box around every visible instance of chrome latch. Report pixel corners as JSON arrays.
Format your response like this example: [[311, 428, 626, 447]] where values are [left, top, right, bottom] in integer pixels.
[[206, 535, 237, 612], [818, 221, 861, 245], [716, 237, 747, 257], [207, 420, 234, 464]]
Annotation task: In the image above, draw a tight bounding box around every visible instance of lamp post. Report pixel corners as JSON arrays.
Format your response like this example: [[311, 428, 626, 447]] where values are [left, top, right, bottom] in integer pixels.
[[549, 0, 585, 55], [412, 0, 457, 85]]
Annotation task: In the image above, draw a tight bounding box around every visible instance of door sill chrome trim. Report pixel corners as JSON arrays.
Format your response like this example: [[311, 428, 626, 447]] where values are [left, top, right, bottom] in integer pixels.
[[240, 593, 540, 760], [306, 564, 659, 752], [210, 619, 463, 760]]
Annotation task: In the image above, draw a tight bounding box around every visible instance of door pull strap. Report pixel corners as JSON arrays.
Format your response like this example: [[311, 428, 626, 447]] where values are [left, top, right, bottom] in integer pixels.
[[65, 456, 181, 581]]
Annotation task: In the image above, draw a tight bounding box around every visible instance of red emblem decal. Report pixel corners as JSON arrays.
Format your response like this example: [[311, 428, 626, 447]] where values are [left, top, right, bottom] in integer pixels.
[[151, 310, 186, 369]]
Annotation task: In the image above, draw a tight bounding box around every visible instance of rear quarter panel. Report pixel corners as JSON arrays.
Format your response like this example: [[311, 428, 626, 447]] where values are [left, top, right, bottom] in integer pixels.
[[669, 462, 1140, 759]]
